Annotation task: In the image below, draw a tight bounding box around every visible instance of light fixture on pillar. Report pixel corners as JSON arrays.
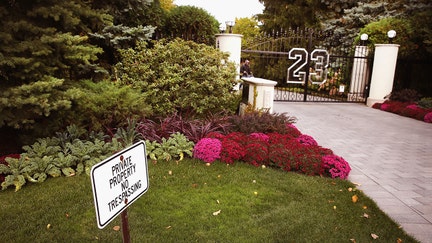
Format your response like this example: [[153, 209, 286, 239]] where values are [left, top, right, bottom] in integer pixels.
[[387, 30, 396, 44], [225, 21, 235, 34], [219, 24, 226, 34], [360, 33, 368, 46]]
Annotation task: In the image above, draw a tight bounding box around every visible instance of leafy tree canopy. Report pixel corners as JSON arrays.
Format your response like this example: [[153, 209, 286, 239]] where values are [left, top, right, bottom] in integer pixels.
[[233, 17, 261, 49]]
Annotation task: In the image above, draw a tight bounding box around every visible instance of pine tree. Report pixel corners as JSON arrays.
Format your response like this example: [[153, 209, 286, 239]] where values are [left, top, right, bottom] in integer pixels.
[[0, 0, 110, 129]]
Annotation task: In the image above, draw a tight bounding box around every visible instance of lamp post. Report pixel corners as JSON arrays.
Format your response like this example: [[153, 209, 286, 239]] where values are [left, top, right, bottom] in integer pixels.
[[387, 30, 396, 44], [219, 24, 226, 34], [360, 33, 368, 46], [225, 21, 235, 34]]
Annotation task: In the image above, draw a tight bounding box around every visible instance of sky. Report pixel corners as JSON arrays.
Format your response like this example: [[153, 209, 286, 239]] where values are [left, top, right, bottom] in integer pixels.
[[173, 0, 264, 25]]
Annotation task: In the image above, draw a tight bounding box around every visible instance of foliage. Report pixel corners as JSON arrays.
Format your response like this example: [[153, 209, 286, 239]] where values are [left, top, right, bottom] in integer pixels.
[[0, 77, 77, 129], [0, 0, 110, 129], [373, 100, 432, 123], [116, 39, 239, 117], [232, 17, 261, 48], [324, 0, 432, 50], [114, 119, 141, 147], [159, 0, 175, 11], [193, 138, 222, 163], [389, 89, 421, 102], [0, 126, 123, 191], [358, 17, 414, 57], [227, 110, 297, 134], [66, 79, 152, 133], [146, 132, 195, 162], [258, 0, 322, 31], [418, 97, 432, 109], [322, 155, 351, 179], [297, 134, 318, 146], [162, 6, 219, 45], [424, 112, 432, 123], [0, 154, 20, 183], [193, 128, 343, 178], [137, 112, 232, 143]]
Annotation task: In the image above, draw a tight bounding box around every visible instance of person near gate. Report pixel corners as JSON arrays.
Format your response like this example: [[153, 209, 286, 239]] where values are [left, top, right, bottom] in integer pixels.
[[240, 59, 253, 78]]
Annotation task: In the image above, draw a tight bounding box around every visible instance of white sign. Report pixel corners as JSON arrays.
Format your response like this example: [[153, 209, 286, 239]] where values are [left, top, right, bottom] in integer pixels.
[[91, 141, 149, 229]]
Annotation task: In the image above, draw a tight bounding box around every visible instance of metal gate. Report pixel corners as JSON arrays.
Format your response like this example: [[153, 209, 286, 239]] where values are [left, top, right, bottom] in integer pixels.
[[242, 28, 373, 103]]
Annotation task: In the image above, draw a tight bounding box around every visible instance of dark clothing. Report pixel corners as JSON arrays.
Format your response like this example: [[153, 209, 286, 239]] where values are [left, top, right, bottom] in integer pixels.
[[240, 63, 252, 77]]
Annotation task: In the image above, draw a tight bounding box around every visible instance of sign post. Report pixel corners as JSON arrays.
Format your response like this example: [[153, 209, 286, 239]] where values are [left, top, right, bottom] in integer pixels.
[[90, 140, 149, 235]]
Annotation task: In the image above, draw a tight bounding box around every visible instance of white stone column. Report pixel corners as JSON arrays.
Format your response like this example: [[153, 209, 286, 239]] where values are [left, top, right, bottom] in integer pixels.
[[367, 44, 400, 107], [241, 77, 278, 113], [349, 45, 369, 102], [215, 34, 243, 82]]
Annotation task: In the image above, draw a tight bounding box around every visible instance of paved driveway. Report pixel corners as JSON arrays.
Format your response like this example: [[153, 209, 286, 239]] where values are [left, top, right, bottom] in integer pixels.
[[273, 102, 432, 243]]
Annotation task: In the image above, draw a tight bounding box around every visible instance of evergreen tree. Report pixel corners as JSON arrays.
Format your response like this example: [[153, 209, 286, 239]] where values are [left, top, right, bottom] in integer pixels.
[[162, 5, 219, 45], [0, 0, 110, 129], [88, 0, 158, 66], [258, 0, 324, 31], [321, 0, 432, 49]]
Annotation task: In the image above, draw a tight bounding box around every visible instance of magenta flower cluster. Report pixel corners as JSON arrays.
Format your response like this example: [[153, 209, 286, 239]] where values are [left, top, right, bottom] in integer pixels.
[[193, 138, 222, 163], [424, 112, 432, 123], [297, 134, 318, 146], [322, 155, 351, 179], [249, 133, 269, 142], [193, 125, 352, 180]]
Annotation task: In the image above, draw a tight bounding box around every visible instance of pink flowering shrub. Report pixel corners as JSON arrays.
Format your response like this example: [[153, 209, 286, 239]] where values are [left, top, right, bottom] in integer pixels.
[[249, 133, 269, 142], [297, 134, 318, 146], [374, 100, 432, 123], [406, 104, 420, 110], [380, 103, 390, 111], [192, 129, 351, 179], [286, 123, 302, 137], [193, 138, 222, 163], [219, 138, 245, 164], [425, 112, 432, 123], [243, 139, 269, 166], [322, 155, 351, 179]]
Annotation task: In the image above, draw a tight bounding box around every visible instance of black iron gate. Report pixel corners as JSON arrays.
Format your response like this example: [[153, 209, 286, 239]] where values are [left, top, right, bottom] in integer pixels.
[[242, 29, 373, 103]]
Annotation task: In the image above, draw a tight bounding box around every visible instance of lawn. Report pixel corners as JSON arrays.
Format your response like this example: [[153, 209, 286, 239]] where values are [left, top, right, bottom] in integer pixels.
[[0, 158, 419, 243]]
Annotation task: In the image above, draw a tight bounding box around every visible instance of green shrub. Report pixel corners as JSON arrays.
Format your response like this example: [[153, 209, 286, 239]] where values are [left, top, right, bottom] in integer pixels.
[[115, 39, 239, 117], [418, 97, 432, 109], [389, 89, 421, 102], [66, 79, 152, 133]]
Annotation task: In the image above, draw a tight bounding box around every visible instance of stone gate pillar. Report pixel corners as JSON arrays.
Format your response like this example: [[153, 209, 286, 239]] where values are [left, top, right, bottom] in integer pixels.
[[367, 44, 400, 107], [215, 34, 243, 88]]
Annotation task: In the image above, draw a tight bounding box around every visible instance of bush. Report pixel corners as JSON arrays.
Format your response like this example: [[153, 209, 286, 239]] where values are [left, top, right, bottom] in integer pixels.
[[389, 89, 421, 102], [418, 97, 432, 109], [375, 100, 432, 123], [425, 112, 432, 123], [193, 138, 222, 163], [322, 155, 351, 179], [136, 112, 232, 143], [227, 110, 297, 134], [116, 39, 239, 117], [193, 127, 344, 179], [66, 79, 152, 133]]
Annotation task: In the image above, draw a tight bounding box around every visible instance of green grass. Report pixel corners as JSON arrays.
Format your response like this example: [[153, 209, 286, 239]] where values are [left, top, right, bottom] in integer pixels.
[[0, 159, 419, 243]]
